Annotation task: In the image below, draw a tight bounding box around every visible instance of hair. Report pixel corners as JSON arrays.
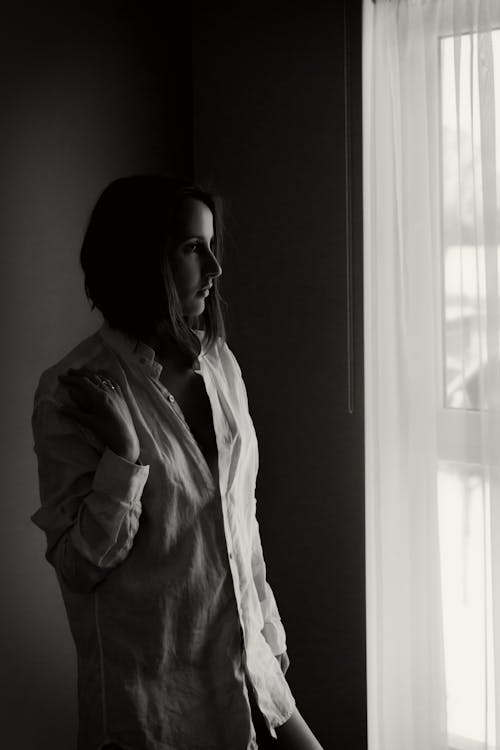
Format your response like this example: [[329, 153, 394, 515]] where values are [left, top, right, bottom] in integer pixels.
[[80, 174, 227, 364]]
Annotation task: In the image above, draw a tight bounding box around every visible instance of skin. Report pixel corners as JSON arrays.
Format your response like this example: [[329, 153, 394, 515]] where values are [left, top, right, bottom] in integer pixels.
[[142, 197, 222, 363], [58, 368, 141, 461], [169, 197, 222, 318]]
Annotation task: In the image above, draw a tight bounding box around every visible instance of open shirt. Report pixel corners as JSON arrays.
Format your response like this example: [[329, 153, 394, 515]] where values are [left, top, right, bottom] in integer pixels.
[[31, 322, 295, 750]]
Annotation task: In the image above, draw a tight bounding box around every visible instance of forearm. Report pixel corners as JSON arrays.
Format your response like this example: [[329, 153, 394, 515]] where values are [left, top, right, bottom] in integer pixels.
[[35, 447, 149, 593], [70, 447, 146, 565], [50, 502, 141, 593]]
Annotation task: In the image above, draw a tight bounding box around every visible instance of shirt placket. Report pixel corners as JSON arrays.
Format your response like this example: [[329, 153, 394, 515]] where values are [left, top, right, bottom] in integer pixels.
[[136, 347, 250, 660], [199, 363, 249, 648]]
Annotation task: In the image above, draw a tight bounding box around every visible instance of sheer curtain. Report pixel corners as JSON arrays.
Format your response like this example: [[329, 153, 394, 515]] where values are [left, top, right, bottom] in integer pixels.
[[363, 1, 500, 749]]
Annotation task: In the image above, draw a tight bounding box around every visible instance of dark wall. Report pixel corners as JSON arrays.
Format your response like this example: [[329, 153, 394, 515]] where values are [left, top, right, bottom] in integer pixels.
[[0, 4, 191, 748], [3, 2, 365, 747], [192, 3, 366, 747]]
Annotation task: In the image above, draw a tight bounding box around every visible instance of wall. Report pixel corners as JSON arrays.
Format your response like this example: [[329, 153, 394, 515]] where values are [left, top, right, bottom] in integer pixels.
[[0, 4, 191, 748], [1, 3, 366, 748], [191, 2, 366, 747]]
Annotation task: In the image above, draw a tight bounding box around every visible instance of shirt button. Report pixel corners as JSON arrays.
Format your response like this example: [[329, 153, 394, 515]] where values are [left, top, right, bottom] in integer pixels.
[[229, 552, 233, 560], [168, 394, 175, 403]]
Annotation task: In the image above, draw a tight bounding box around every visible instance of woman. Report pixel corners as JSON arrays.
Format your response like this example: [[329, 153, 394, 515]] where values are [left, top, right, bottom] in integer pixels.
[[31, 175, 324, 750]]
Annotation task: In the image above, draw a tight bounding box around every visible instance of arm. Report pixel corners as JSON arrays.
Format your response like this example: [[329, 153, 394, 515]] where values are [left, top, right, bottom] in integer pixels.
[[251, 508, 288, 658], [219, 340, 290, 669], [31, 396, 149, 594]]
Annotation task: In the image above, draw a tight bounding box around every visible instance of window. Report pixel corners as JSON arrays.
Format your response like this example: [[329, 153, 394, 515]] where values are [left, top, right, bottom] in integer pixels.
[[438, 28, 500, 750], [441, 30, 500, 412]]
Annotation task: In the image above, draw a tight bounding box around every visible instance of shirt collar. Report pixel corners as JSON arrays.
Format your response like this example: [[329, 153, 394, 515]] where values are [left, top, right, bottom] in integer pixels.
[[98, 322, 204, 377]]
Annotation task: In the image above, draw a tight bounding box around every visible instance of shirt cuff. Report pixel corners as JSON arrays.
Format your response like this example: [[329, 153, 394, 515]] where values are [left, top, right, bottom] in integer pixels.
[[262, 619, 287, 656], [92, 447, 150, 503]]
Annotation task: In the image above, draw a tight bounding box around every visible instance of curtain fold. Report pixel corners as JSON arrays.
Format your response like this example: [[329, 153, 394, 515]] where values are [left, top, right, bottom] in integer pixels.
[[363, 1, 500, 748]]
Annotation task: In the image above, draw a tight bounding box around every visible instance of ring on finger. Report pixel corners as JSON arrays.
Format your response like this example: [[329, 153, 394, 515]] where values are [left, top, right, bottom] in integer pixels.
[[95, 375, 112, 389]]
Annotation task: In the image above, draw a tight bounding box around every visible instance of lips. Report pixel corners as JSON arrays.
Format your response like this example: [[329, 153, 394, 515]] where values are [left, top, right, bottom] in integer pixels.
[[199, 284, 212, 292]]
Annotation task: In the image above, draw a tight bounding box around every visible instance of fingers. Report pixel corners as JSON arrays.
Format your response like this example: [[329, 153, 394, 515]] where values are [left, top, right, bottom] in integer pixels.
[[59, 368, 120, 393], [71, 367, 121, 391], [74, 367, 113, 387], [58, 368, 125, 417], [59, 402, 93, 426], [68, 367, 108, 388], [57, 373, 92, 407], [60, 373, 103, 407], [96, 369, 121, 391], [59, 373, 95, 390], [58, 368, 112, 429]]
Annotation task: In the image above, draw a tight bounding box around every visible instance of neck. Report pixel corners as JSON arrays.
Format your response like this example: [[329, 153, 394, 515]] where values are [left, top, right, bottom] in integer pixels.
[[143, 329, 196, 372]]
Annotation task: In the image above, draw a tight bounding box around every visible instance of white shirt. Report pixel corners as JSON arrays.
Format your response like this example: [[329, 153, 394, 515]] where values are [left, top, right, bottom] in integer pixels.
[[31, 322, 296, 750]]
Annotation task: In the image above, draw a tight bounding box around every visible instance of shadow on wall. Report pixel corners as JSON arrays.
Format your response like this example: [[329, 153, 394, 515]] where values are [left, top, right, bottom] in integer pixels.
[[0, 3, 191, 748]]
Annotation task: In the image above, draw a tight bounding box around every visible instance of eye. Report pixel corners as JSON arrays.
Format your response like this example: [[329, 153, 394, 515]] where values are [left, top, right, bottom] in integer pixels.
[[185, 241, 200, 253]]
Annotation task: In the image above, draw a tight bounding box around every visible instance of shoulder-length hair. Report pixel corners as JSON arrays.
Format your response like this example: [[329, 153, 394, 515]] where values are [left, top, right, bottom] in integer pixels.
[[80, 174, 227, 364]]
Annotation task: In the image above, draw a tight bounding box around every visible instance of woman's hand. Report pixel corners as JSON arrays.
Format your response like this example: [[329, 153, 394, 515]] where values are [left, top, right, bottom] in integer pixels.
[[58, 367, 140, 463]]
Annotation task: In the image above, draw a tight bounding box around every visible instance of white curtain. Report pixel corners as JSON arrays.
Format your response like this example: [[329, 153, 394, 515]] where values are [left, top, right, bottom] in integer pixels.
[[363, 1, 500, 749]]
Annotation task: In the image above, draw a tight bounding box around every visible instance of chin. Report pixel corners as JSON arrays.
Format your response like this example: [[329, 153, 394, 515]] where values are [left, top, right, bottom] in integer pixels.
[[183, 301, 205, 318]]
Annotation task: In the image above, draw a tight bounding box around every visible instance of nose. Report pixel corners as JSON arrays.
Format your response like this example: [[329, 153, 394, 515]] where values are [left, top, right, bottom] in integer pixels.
[[204, 250, 222, 279]]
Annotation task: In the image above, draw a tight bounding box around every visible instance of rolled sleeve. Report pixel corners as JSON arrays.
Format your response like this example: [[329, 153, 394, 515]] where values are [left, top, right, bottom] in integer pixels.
[[70, 446, 149, 568], [31, 396, 149, 593]]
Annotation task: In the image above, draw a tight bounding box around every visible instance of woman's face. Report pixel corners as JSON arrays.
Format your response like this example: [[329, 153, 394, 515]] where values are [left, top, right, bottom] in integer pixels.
[[169, 198, 222, 318]]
